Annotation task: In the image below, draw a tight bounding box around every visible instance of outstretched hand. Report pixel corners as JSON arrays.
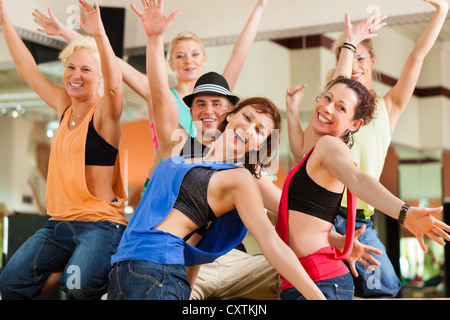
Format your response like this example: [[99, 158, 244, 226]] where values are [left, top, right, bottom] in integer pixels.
[[345, 224, 382, 277], [130, 0, 180, 37], [77, 0, 105, 37], [344, 11, 387, 47], [404, 206, 450, 252], [0, 0, 10, 25], [424, 0, 449, 12], [33, 8, 64, 36], [286, 85, 307, 113]]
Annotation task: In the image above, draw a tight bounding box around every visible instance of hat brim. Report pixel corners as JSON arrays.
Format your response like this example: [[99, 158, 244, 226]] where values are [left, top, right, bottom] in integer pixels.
[[183, 92, 240, 108]]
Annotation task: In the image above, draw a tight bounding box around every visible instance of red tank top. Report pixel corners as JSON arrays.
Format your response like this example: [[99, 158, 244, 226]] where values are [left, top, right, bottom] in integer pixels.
[[275, 147, 356, 284]]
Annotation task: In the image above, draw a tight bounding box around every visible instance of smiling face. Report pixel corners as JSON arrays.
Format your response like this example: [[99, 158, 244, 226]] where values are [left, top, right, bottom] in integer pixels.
[[312, 83, 364, 139], [350, 43, 377, 88], [63, 49, 102, 99], [168, 39, 207, 82], [190, 94, 232, 134], [224, 105, 275, 157]]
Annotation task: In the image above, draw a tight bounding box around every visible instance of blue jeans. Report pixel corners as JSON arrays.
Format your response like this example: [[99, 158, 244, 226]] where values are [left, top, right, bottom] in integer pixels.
[[280, 272, 354, 300], [333, 208, 402, 298], [107, 260, 191, 300], [0, 220, 125, 300]]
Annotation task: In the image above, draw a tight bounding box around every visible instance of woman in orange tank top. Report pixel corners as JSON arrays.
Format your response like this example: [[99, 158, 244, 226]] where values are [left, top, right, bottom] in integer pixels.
[[0, 0, 127, 300]]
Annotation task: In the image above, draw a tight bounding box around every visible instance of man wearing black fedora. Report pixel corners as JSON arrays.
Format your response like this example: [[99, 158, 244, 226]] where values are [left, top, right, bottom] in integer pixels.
[[179, 71, 240, 157]]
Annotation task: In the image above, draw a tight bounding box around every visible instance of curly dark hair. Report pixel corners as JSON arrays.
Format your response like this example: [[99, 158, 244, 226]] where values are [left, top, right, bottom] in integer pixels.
[[218, 97, 281, 178], [321, 76, 377, 148]]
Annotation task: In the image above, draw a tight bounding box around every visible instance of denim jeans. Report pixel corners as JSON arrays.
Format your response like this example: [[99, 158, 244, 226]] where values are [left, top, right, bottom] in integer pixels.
[[107, 260, 191, 300], [333, 208, 402, 298], [280, 272, 354, 300], [0, 220, 125, 300]]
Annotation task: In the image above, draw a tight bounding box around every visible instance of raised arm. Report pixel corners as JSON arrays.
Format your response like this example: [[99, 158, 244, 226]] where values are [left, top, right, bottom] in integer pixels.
[[229, 169, 325, 300], [34, 7, 152, 114], [78, 0, 122, 123], [332, 11, 386, 79], [0, 1, 70, 115], [221, 0, 266, 91], [385, 0, 448, 131], [286, 84, 308, 162], [316, 136, 450, 252], [131, 0, 181, 160], [33, 8, 81, 42]]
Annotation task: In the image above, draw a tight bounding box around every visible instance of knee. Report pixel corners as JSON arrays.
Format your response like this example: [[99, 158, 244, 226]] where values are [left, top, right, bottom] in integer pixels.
[[0, 276, 32, 300], [64, 287, 105, 300], [62, 276, 107, 300]]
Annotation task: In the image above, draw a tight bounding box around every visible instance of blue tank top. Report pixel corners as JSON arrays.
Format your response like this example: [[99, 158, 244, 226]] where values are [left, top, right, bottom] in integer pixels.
[[111, 156, 247, 267]]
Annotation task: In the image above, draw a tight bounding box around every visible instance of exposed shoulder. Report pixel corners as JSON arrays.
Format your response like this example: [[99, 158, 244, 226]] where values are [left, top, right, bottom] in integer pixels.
[[214, 167, 255, 190], [314, 135, 353, 161]]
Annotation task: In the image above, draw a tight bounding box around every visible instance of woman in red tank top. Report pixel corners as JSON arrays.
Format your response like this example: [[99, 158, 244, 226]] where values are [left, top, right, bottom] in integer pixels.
[[277, 76, 450, 300]]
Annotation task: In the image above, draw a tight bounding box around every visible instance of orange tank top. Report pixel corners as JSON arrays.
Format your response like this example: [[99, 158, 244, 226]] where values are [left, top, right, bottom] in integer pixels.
[[45, 104, 128, 226]]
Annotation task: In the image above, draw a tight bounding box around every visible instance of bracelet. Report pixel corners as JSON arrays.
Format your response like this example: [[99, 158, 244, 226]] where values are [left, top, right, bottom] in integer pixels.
[[343, 42, 356, 50], [397, 204, 410, 225], [341, 43, 357, 55]]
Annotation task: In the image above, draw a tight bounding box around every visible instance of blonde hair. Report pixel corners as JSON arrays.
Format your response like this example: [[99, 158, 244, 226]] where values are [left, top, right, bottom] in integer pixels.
[[59, 36, 101, 68], [326, 33, 379, 83], [168, 31, 206, 58]]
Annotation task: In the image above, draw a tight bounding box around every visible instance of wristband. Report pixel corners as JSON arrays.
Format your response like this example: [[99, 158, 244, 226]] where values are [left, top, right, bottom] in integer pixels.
[[343, 42, 356, 50], [398, 204, 410, 225], [341, 43, 356, 55]]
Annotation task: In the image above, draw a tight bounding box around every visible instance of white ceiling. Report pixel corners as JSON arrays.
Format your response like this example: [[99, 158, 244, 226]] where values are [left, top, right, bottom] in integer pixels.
[[3, 0, 449, 50]]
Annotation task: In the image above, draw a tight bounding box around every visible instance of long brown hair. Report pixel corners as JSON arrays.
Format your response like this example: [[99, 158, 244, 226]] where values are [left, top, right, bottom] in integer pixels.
[[218, 97, 281, 178]]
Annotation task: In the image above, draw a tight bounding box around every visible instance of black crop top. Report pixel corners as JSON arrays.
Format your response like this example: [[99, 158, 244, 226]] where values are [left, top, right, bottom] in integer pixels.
[[85, 117, 118, 166], [173, 166, 216, 235], [61, 108, 118, 166], [287, 151, 343, 223]]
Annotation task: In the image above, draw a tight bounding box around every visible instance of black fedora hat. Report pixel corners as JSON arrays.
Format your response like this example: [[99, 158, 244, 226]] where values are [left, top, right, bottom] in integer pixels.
[[183, 72, 240, 108]]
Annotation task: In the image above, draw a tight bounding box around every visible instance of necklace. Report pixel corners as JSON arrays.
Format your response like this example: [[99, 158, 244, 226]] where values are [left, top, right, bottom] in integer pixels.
[[70, 108, 87, 126], [70, 114, 81, 126], [69, 98, 101, 126]]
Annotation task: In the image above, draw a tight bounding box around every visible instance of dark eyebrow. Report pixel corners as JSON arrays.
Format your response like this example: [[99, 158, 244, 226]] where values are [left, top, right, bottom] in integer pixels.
[[327, 91, 347, 106], [248, 110, 267, 130]]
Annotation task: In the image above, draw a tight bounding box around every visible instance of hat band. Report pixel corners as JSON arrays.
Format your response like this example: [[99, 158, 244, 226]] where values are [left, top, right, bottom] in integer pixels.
[[192, 84, 232, 96]]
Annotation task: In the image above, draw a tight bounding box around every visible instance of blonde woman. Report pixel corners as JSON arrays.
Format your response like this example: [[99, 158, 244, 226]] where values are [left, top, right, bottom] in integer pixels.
[[0, 0, 126, 300]]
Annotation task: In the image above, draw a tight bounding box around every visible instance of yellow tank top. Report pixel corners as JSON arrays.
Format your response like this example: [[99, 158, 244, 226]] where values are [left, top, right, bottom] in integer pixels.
[[341, 94, 391, 216], [45, 104, 128, 225]]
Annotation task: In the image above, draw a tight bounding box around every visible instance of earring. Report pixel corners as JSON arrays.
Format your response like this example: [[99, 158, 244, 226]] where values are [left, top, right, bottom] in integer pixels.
[[348, 131, 354, 147]]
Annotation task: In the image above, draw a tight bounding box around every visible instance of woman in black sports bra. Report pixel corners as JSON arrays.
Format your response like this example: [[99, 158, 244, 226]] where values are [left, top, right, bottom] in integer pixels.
[[0, 1, 127, 301], [278, 76, 450, 300]]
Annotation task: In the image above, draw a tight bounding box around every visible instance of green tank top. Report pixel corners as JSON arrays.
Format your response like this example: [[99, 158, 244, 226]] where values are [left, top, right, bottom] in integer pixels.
[[341, 94, 391, 217], [171, 88, 197, 138]]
